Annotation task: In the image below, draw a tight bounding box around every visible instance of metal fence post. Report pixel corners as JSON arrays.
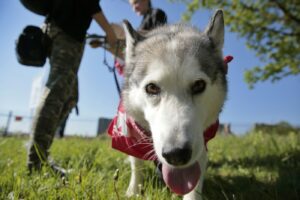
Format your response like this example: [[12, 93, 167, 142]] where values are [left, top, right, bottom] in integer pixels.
[[3, 111, 12, 136]]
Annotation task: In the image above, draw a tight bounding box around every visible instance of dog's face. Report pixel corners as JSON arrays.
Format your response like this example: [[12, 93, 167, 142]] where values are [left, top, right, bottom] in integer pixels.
[[122, 10, 226, 194]]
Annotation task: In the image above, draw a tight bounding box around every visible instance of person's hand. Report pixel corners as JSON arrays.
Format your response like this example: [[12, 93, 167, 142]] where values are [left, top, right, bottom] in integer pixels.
[[111, 23, 125, 40], [106, 30, 118, 49]]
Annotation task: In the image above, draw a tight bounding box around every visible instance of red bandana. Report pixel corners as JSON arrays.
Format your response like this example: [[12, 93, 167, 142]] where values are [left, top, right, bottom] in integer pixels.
[[107, 102, 219, 161]]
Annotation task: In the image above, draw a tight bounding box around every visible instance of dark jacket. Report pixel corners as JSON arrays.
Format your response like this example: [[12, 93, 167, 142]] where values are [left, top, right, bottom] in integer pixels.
[[139, 8, 167, 31], [49, 0, 102, 42]]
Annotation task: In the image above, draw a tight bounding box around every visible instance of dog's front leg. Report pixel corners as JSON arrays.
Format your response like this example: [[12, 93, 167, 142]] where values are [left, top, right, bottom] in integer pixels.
[[126, 156, 144, 197], [183, 152, 208, 200]]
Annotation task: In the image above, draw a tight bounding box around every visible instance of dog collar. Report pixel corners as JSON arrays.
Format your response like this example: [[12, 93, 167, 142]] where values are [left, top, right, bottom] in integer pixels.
[[107, 102, 219, 161]]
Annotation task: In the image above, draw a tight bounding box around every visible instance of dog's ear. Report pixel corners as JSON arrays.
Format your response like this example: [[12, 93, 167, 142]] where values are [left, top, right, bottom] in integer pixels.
[[205, 10, 224, 49], [122, 20, 144, 61]]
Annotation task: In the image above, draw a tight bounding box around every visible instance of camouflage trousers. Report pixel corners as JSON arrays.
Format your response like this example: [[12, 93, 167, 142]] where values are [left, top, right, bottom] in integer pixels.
[[27, 23, 84, 170]]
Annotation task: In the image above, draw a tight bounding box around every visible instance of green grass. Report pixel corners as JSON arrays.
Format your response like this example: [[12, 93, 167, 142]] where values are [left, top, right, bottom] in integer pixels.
[[0, 132, 299, 200]]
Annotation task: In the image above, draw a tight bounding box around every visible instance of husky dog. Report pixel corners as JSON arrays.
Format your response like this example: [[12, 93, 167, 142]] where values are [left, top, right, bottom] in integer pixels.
[[119, 10, 227, 200]]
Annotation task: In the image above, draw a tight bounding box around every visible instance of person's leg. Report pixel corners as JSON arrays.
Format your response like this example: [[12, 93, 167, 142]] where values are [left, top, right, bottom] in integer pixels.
[[27, 24, 84, 174], [58, 77, 79, 138], [58, 115, 68, 138]]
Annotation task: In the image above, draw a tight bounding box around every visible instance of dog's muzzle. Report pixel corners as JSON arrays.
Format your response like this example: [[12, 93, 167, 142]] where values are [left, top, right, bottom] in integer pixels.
[[162, 144, 192, 166]]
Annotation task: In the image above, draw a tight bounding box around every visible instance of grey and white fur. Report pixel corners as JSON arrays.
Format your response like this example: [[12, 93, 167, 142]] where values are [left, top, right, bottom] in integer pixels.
[[121, 10, 227, 200]]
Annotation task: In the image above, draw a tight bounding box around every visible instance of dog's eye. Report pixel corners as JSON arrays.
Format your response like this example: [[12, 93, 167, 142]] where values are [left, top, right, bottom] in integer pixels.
[[191, 80, 206, 95], [145, 83, 161, 95]]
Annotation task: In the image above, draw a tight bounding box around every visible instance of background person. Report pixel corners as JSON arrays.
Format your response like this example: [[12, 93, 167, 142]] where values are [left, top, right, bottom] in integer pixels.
[[89, 0, 168, 74], [89, 0, 167, 53], [129, 0, 167, 32]]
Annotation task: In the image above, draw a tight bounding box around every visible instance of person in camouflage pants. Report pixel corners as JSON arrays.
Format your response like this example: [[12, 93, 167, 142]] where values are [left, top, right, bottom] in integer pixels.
[[27, 23, 83, 174], [27, 0, 119, 176]]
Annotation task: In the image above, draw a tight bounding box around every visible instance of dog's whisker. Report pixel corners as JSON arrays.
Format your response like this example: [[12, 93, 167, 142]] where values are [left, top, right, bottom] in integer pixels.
[[126, 142, 152, 149], [143, 149, 157, 160], [135, 137, 152, 144]]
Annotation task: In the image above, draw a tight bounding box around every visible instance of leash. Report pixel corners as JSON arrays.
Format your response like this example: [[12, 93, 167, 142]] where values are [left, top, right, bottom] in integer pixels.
[[102, 40, 122, 98], [86, 34, 123, 98]]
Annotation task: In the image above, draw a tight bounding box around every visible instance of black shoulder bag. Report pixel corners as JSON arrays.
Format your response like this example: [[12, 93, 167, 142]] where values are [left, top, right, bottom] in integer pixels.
[[16, 0, 51, 67]]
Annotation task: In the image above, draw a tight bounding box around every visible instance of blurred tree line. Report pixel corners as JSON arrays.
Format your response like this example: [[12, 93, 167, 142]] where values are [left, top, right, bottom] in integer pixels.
[[252, 121, 300, 135]]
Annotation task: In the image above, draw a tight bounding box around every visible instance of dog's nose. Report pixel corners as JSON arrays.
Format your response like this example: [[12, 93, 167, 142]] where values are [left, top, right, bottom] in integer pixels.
[[162, 144, 192, 166]]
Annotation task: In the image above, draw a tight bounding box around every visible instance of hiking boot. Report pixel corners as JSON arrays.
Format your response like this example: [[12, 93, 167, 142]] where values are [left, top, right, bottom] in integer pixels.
[[27, 142, 47, 174], [49, 160, 70, 177], [27, 144, 68, 177], [28, 159, 68, 177]]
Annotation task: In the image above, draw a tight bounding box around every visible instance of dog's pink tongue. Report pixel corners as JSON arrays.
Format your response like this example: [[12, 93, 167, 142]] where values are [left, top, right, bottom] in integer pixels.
[[162, 162, 200, 195]]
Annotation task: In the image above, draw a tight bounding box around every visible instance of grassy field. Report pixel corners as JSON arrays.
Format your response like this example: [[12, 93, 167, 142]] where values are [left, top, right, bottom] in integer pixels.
[[0, 131, 299, 200]]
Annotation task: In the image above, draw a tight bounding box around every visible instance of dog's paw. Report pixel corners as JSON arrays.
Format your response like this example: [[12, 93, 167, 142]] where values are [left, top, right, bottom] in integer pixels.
[[126, 183, 142, 197], [183, 191, 203, 200], [183, 196, 202, 200]]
